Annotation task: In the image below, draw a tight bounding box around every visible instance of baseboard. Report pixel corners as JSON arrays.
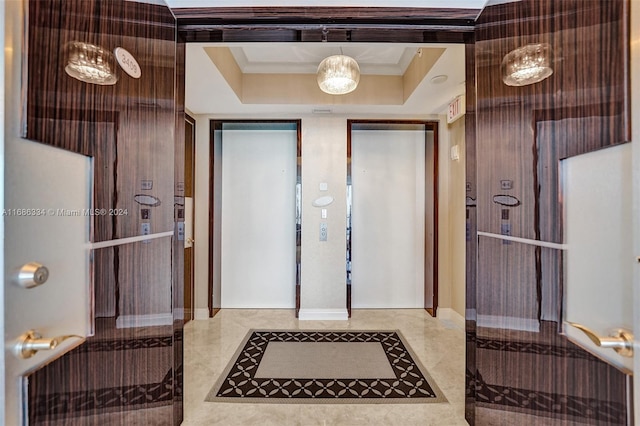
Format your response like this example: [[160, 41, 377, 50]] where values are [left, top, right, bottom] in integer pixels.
[[436, 308, 465, 329], [298, 309, 349, 321], [116, 313, 173, 329], [477, 314, 540, 332], [194, 308, 210, 320]]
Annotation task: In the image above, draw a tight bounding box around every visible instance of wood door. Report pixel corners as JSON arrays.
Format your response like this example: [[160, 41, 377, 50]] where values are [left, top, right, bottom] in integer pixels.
[[467, 1, 632, 424], [3, 1, 183, 424], [184, 114, 196, 322]]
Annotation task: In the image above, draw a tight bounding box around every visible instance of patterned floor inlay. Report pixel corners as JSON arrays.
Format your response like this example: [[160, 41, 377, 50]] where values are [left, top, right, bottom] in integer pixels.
[[30, 369, 174, 423], [206, 330, 447, 404], [471, 371, 627, 425]]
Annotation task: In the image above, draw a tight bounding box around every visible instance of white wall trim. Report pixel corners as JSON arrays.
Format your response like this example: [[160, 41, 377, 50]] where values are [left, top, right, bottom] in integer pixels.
[[194, 308, 210, 320], [437, 307, 465, 329], [477, 314, 540, 332], [298, 309, 349, 321], [115, 313, 173, 329]]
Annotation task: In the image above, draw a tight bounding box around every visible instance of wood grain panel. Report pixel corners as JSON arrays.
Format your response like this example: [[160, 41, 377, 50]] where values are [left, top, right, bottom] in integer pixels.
[[174, 6, 480, 23], [468, 0, 630, 424], [24, 1, 182, 424], [26, 0, 176, 241], [29, 240, 176, 425], [172, 40, 187, 425], [474, 0, 629, 238], [464, 43, 478, 426], [176, 7, 477, 43]]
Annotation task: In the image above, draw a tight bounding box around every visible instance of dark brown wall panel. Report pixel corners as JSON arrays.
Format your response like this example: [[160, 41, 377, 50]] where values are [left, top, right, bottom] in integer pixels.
[[26, 0, 176, 242], [176, 6, 477, 43], [467, 0, 630, 424], [24, 1, 181, 424], [29, 239, 176, 425], [173, 39, 187, 423]]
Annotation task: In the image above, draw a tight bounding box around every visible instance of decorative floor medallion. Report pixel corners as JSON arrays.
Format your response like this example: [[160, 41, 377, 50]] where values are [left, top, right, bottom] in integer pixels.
[[206, 330, 447, 404]]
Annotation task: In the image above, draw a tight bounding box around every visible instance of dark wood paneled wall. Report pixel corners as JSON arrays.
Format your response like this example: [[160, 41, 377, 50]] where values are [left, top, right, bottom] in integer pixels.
[[26, 0, 176, 242], [464, 41, 478, 426], [24, 0, 182, 424], [466, 0, 630, 424], [176, 6, 478, 43], [173, 40, 187, 423]]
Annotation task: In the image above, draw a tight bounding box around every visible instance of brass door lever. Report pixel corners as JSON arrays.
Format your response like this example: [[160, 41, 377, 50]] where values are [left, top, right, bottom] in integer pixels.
[[14, 330, 83, 359], [568, 322, 633, 357]]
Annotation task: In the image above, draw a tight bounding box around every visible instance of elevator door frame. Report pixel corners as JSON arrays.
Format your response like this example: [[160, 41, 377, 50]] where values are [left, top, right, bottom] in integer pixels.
[[347, 120, 439, 315]]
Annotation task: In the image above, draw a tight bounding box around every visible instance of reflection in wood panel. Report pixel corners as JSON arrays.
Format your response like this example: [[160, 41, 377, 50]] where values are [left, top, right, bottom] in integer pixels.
[[467, 0, 630, 424], [23, 1, 182, 424], [173, 39, 187, 422], [30, 239, 176, 425], [26, 0, 176, 242]]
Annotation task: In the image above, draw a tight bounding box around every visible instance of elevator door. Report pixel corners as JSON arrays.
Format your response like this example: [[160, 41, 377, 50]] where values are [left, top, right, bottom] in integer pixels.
[[220, 125, 297, 308], [351, 126, 427, 308]]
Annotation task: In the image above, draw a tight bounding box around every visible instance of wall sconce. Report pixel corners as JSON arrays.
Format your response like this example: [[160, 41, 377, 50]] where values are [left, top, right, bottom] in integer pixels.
[[317, 54, 360, 95], [64, 41, 118, 85], [501, 43, 553, 87]]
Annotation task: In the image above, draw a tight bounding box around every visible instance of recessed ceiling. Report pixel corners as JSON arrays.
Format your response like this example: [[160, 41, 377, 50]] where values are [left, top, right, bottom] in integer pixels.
[[173, 1, 478, 117], [186, 42, 466, 117], [230, 45, 418, 75]]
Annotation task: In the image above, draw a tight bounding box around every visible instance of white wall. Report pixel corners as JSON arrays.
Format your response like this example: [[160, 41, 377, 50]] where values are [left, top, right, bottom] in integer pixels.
[[191, 113, 466, 321], [299, 117, 348, 319]]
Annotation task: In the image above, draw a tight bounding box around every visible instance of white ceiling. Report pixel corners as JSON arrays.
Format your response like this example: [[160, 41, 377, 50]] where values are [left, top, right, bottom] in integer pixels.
[[186, 42, 466, 116], [230, 44, 417, 75]]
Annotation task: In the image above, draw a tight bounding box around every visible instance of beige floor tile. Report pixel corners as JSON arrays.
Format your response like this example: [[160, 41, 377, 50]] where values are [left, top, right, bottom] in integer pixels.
[[183, 309, 467, 425]]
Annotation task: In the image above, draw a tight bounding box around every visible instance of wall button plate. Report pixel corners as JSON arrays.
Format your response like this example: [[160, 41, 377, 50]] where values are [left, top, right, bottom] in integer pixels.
[[320, 222, 328, 241]]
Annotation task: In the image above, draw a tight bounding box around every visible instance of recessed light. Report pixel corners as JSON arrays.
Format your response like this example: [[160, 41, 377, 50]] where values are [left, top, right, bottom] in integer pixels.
[[430, 75, 448, 85]]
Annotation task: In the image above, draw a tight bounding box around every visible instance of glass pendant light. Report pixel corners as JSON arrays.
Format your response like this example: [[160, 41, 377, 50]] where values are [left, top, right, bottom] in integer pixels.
[[64, 41, 118, 85], [317, 54, 360, 95], [501, 43, 553, 87]]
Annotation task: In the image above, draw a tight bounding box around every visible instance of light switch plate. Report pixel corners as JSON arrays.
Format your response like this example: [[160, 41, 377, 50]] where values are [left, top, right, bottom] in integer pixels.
[[321, 209, 327, 219], [319, 182, 328, 191]]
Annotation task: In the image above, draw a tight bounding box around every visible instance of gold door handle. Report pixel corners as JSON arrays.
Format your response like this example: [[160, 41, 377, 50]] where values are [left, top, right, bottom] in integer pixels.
[[568, 322, 633, 357], [14, 330, 83, 359], [186, 237, 194, 244]]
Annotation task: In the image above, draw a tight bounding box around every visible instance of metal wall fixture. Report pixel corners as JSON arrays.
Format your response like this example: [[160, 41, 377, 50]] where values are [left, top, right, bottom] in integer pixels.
[[501, 43, 553, 87], [64, 41, 118, 85]]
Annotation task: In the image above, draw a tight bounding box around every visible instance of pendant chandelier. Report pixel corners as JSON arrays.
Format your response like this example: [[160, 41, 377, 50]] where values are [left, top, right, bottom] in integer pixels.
[[64, 41, 118, 85], [317, 54, 360, 95], [501, 43, 553, 87]]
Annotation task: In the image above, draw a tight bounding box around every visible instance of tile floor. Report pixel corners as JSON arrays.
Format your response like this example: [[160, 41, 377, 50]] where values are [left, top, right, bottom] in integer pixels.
[[182, 309, 467, 426]]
